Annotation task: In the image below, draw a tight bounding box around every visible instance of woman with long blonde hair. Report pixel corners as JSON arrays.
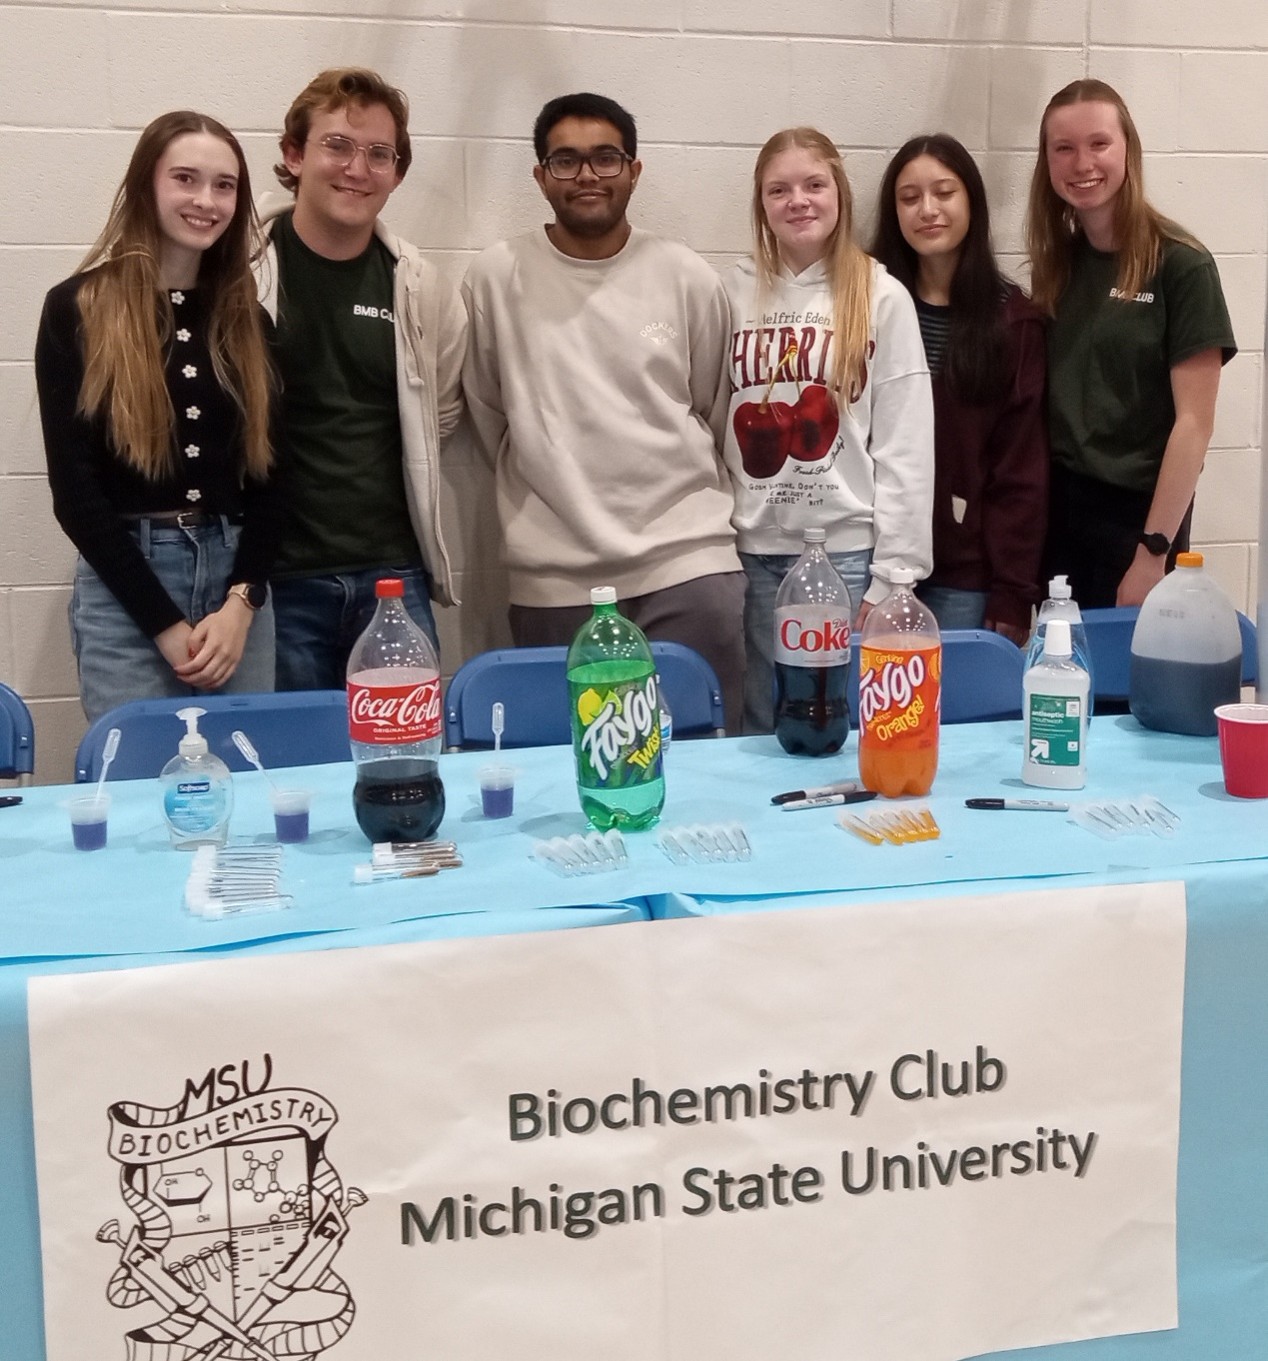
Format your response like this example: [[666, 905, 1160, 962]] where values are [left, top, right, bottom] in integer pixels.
[[36, 110, 280, 720], [1026, 79, 1235, 607], [722, 127, 933, 733]]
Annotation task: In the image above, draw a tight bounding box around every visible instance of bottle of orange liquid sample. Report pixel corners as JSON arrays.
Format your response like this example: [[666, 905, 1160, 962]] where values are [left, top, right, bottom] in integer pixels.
[[858, 570, 941, 797]]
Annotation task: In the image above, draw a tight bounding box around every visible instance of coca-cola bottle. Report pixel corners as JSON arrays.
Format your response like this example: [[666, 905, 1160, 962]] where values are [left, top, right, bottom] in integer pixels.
[[346, 578, 445, 843], [773, 527, 852, 756]]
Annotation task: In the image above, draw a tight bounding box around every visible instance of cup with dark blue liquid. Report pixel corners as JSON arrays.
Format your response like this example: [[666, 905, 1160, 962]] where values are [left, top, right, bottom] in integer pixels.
[[478, 765, 516, 819], [270, 788, 312, 843], [68, 794, 110, 851]]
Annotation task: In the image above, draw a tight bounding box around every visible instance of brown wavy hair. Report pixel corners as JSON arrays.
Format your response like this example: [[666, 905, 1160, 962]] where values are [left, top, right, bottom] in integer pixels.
[[751, 128, 872, 403], [1026, 79, 1200, 316], [275, 67, 412, 192], [75, 110, 272, 481]]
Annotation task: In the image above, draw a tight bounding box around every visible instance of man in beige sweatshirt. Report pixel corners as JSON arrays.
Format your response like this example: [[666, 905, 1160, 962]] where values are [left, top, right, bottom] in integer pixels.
[[461, 92, 745, 731]]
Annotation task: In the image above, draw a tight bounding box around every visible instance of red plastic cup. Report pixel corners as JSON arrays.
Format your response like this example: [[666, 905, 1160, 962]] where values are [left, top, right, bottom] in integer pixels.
[[1214, 703, 1268, 798]]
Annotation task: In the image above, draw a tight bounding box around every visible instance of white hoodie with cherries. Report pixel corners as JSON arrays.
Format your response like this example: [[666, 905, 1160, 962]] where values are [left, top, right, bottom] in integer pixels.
[[723, 256, 934, 605]]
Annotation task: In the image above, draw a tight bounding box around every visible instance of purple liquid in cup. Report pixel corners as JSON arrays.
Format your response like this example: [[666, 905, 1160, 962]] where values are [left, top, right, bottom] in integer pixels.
[[274, 809, 310, 843], [481, 783, 514, 818], [72, 818, 108, 851]]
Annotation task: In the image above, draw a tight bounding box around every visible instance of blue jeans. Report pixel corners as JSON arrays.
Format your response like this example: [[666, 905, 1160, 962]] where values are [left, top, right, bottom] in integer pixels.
[[272, 565, 437, 692], [70, 518, 275, 723], [740, 549, 872, 734], [917, 585, 989, 632]]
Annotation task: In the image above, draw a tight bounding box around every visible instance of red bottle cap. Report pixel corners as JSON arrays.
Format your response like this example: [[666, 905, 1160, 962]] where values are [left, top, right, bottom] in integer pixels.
[[376, 578, 404, 598]]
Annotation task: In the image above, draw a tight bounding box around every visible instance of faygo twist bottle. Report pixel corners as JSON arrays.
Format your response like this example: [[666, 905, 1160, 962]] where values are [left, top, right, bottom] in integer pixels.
[[567, 588, 665, 831]]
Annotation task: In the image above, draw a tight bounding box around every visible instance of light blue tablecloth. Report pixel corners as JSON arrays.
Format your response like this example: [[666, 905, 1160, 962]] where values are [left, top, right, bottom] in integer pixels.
[[5, 721, 1267, 1359]]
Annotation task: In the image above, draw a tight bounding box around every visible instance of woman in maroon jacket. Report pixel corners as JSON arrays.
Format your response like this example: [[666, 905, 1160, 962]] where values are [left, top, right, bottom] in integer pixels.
[[872, 134, 1047, 644]]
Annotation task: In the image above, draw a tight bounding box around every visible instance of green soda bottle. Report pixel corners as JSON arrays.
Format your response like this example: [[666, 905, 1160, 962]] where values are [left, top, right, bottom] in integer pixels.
[[567, 587, 665, 831]]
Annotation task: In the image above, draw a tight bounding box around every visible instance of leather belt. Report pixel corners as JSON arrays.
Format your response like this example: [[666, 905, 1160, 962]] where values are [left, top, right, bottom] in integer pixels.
[[121, 510, 244, 528]]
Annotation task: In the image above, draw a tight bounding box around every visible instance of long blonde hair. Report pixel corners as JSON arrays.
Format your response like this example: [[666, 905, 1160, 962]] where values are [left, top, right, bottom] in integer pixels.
[[751, 128, 872, 402], [75, 110, 272, 481], [1026, 79, 1201, 316]]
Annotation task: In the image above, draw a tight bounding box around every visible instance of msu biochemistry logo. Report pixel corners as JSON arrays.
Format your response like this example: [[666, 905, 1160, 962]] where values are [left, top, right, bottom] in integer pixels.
[[96, 1056, 364, 1360]]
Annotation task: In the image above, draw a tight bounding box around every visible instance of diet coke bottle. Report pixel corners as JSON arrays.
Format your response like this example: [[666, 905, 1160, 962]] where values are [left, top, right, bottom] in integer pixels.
[[347, 578, 445, 843], [773, 527, 853, 756]]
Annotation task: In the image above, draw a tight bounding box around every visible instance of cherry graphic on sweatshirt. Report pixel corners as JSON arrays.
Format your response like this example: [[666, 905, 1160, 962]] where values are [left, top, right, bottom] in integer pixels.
[[733, 339, 801, 479], [734, 398, 795, 478], [789, 384, 839, 463]]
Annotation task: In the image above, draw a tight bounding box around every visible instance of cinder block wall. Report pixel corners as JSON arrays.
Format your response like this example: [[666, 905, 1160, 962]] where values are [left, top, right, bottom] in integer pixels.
[[2, 2, 1264, 782]]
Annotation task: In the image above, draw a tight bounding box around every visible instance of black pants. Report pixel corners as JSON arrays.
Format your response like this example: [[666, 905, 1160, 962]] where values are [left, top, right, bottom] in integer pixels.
[[1043, 465, 1193, 608]]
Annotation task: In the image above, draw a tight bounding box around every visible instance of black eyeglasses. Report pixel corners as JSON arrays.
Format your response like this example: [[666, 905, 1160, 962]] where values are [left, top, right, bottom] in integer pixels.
[[313, 134, 400, 174], [540, 148, 632, 180]]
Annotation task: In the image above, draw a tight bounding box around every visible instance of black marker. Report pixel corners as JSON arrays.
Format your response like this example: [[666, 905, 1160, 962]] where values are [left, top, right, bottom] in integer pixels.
[[772, 780, 861, 806], [0, 795, 22, 809], [782, 791, 878, 811], [965, 798, 1069, 812]]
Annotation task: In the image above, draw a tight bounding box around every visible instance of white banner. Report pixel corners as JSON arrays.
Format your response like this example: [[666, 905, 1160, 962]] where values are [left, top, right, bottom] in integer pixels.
[[29, 881, 1185, 1361]]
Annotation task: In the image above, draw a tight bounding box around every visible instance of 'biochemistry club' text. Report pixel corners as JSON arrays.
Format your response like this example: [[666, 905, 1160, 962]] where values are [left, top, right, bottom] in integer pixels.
[[400, 1047, 1099, 1247]]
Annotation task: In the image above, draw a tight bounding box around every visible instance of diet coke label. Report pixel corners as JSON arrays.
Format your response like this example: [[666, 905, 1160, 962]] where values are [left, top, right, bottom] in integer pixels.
[[348, 670, 442, 744], [773, 605, 850, 668]]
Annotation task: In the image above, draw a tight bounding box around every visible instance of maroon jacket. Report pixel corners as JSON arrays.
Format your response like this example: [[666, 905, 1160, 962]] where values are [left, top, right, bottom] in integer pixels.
[[925, 286, 1048, 631]]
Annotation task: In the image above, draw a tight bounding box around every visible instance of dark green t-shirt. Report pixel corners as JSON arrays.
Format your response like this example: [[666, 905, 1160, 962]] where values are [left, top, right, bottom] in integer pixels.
[[271, 213, 419, 575], [1048, 237, 1236, 493]]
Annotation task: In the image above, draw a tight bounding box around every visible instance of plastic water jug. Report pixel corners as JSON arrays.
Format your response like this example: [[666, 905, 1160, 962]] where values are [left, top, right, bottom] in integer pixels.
[[1129, 553, 1241, 736]]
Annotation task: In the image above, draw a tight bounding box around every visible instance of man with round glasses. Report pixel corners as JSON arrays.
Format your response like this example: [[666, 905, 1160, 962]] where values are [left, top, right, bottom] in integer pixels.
[[256, 67, 467, 689], [462, 92, 746, 731]]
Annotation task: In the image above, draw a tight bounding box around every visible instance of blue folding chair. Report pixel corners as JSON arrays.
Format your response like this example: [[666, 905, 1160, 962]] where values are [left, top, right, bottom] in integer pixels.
[[1080, 606, 1136, 707], [0, 682, 35, 783], [844, 631, 1023, 726], [444, 642, 725, 749], [937, 629, 1027, 723], [74, 691, 351, 783], [1083, 606, 1258, 708]]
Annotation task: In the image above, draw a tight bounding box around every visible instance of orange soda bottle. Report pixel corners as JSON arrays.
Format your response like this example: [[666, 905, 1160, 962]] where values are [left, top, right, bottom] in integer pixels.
[[858, 570, 941, 797]]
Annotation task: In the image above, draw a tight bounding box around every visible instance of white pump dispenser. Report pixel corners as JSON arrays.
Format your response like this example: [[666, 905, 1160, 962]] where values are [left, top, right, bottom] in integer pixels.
[[160, 706, 233, 848]]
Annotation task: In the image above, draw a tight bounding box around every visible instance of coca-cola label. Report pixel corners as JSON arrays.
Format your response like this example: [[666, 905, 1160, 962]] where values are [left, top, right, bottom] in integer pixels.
[[859, 644, 942, 744], [348, 672, 442, 744], [773, 606, 851, 668], [570, 673, 661, 787]]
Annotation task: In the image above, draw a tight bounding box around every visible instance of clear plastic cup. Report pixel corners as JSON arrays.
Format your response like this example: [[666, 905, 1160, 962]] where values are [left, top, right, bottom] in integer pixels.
[[68, 794, 110, 851], [1214, 704, 1268, 798], [270, 788, 312, 843], [478, 765, 515, 819]]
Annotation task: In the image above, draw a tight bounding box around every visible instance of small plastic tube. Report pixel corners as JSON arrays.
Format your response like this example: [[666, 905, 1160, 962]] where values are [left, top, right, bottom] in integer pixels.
[[353, 862, 440, 884]]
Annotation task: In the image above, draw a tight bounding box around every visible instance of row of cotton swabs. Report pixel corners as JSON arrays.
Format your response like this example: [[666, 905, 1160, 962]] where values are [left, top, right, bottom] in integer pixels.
[[838, 807, 940, 846]]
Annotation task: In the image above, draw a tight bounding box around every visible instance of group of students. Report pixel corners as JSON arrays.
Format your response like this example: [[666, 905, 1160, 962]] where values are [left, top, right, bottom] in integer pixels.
[[34, 69, 1236, 737]]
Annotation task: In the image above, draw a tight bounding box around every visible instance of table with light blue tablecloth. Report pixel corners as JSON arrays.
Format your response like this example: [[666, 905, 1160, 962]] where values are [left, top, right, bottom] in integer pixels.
[[4, 720, 1267, 1360]]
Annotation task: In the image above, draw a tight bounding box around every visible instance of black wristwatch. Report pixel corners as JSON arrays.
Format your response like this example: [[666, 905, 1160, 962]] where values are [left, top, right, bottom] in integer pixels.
[[228, 581, 268, 611], [1138, 531, 1171, 558]]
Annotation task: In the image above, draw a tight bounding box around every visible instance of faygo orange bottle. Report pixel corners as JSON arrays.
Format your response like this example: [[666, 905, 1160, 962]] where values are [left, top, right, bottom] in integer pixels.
[[858, 570, 941, 797]]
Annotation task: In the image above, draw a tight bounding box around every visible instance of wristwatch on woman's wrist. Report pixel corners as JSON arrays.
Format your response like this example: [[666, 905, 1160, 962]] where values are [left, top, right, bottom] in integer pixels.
[[1138, 531, 1171, 558], [227, 582, 267, 611]]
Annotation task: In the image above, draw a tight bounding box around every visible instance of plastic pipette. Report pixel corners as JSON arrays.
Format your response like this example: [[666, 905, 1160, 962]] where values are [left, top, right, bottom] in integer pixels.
[[492, 702, 505, 756], [93, 727, 121, 804], [231, 730, 278, 792]]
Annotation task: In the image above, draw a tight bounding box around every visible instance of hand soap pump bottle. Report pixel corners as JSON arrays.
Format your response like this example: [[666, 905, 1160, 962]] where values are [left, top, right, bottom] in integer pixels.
[[161, 706, 233, 849]]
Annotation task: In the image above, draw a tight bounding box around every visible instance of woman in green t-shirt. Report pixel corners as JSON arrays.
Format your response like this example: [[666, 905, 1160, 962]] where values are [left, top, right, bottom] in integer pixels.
[[1026, 79, 1235, 609]]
